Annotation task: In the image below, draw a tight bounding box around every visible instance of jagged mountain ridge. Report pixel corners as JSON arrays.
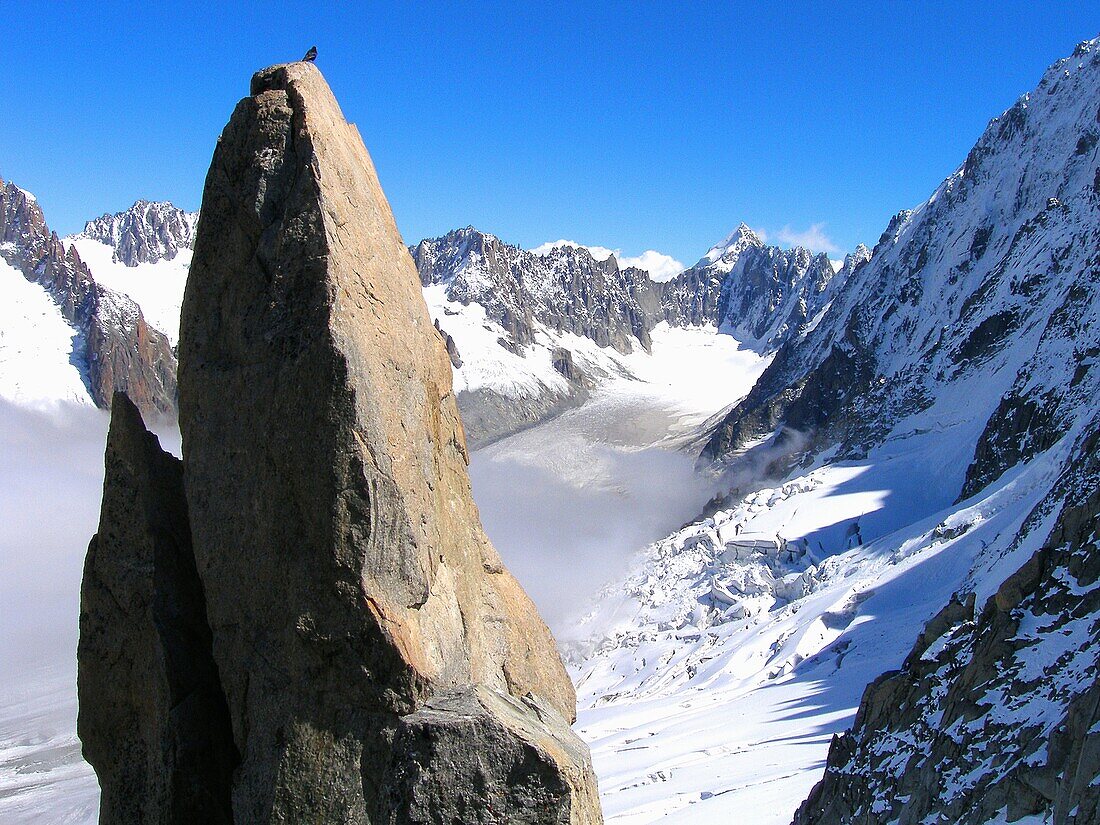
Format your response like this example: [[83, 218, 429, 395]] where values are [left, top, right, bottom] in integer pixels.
[[1, 189, 842, 443], [412, 226, 661, 354], [413, 224, 845, 357], [661, 223, 840, 350], [702, 35, 1100, 480], [0, 180, 177, 415], [79, 201, 197, 267], [410, 224, 846, 445]]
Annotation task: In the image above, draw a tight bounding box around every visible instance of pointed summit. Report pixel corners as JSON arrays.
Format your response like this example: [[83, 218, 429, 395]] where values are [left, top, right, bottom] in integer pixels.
[[699, 221, 765, 266], [839, 243, 872, 275], [162, 60, 600, 822]]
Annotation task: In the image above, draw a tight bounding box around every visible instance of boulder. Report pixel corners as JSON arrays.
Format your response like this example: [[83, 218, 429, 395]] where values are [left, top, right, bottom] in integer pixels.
[[382, 686, 602, 824]]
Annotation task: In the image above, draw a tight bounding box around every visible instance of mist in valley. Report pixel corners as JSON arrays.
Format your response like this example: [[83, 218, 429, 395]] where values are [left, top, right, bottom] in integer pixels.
[[470, 440, 716, 638], [0, 395, 721, 821]]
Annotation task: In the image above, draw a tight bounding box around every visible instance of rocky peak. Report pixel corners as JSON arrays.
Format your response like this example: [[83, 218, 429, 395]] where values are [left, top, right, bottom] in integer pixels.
[[0, 179, 177, 415], [78, 393, 236, 823], [412, 225, 659, 354], [79, 199, 198, 266], [698, 221, 766, 268], [838, 243, 872, 276], [77, 60, 602, 823], [660, 226, 840, 351], [0, 180, 49, 250]]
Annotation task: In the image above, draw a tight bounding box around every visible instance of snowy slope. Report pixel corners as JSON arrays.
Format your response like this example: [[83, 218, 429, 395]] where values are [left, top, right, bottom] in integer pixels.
[[569, 406, 1066, 823], [68, 238, 190, 345], [0, 258, 93, 408], [570, 35, 1100, 825]]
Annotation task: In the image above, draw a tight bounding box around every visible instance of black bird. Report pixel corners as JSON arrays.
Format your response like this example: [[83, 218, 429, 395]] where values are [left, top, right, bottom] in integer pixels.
[[302, 46, 317, 62]]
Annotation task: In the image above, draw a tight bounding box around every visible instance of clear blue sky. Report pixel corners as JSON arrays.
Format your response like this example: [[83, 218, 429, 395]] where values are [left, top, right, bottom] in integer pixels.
[[4, 2, 1097, 265]]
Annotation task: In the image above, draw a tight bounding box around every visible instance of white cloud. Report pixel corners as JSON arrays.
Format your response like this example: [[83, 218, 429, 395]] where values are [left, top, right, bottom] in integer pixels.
[[617, 250, 684, 281], [774, 223, 841, 255], [529, 239, 616, 260], [530, 240, 684, 281], [830, 259, 845, 273]]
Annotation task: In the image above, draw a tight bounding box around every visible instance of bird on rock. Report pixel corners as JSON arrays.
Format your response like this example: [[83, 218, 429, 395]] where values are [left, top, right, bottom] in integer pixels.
[[302, 46, 317, 62]]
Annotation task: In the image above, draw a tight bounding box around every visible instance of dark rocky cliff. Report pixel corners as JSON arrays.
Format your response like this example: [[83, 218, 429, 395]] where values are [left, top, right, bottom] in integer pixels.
[[78, 393, 237, 823]]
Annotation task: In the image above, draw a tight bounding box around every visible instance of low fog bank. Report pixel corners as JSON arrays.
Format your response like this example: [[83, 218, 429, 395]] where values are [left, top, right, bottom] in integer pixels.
[[0, 401, 111, 679], [470, 441, 716, 639], [0, 400, 113, 824], [0, 400, 180, 679], [0, 395, 710, 680]]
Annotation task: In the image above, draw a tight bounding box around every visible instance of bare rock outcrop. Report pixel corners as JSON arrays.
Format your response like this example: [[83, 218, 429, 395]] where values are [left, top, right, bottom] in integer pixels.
[[79, 200, 198, 266], [166, 61, 600, 822], [78, 393, 237, 823]]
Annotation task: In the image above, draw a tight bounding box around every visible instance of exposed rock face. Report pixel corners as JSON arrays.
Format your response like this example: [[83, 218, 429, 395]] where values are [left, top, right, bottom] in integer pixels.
[[172, 62, 599, 822], [658, 223, 838, 349], [79, 200, 198, 266], [78, 393, 237, 823], [434, 318, 462, 368], [793, 419, 1100, 824], [383, 686, 601, 823], [412, 227, 659, 354], [552, 347, 579, 382], [0, 180, 177, 414]]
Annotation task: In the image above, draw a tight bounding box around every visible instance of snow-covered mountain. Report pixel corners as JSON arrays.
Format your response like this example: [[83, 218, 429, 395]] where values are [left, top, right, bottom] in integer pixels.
[[78, 200, 197, 267], [0, 181, 176, 414], [412, 225, 845, 444], [69, 202, 195, 345], [569, 35, 1100, 824], [2, 201, 834, 445], [660, 223, 841, 350], [412, 227, 669, 444], [414, 226, 661, 353]]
